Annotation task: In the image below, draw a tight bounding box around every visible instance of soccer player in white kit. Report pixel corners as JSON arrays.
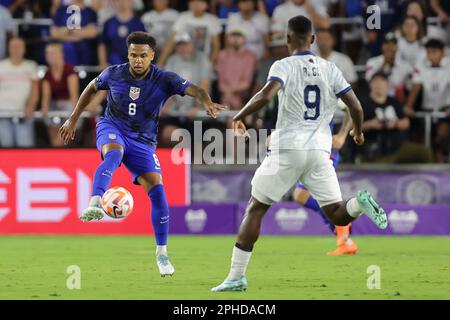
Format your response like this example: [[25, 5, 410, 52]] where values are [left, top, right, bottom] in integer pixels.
[[212, 15, 388, 292]]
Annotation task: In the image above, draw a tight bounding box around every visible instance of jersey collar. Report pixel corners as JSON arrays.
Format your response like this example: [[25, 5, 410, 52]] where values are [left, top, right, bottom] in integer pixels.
[[127, 63, 154, 80], [293, 50, 315, 56]]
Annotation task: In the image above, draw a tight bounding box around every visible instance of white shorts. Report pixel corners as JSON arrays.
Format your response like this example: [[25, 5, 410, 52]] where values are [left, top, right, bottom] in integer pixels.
[[251, 149, 342, 207]]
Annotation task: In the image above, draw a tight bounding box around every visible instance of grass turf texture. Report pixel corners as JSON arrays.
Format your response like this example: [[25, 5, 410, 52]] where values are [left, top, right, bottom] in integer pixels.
[[0, 235, 449, 300]]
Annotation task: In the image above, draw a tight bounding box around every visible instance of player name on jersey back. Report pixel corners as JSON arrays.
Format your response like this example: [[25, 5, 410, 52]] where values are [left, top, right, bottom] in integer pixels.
[[267, 51, 352, 152]]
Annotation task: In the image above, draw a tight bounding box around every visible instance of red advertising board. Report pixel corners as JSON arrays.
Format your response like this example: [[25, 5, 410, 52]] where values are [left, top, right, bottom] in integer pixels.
[[0, 149, 189, 234]]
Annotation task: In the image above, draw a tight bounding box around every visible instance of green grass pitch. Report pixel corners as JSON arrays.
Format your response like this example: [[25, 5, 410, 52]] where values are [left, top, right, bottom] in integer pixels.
[[0, 235, 449, 300]]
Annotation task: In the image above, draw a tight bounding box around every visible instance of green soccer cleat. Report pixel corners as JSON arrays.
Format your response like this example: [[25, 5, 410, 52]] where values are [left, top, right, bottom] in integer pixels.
[[80, 206, 105, 222], [211, 276, 248, 292], [357, 190, 388, 230]]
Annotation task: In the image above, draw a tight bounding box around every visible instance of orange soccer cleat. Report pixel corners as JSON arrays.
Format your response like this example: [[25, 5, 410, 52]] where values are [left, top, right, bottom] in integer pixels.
[[326, 225, 358, 256], [327, 241, 358, 256]]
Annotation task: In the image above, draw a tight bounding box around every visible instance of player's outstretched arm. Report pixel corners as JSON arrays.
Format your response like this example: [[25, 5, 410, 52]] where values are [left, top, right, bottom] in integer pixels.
[[59, 80, 99, 145], [232, 80, 282, 137], [184, 83, 226, 119], [340, 89, 365, 146]]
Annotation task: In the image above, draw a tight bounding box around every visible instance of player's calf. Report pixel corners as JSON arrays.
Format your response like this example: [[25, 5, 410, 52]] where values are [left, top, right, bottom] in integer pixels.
[[81, 148, 123, 223], [212, 197, 270, 292], [236, 197, 270, 247], [322, 201, 355, 226], [92, 149, 123, 196]]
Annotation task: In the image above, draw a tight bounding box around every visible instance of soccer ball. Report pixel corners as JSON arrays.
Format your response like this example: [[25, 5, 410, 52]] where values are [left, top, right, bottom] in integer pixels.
[[101, 187, 134, 219]]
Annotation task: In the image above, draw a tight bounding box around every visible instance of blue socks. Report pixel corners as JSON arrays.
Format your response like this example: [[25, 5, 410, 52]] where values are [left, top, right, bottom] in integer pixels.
[[92, 149, 123, 197], [148, 184, 170, 246], [305, 196, 335, 232], [305, 196, 321, 212]]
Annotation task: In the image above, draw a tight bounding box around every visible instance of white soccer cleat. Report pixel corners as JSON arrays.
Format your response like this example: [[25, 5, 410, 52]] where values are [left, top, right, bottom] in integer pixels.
[[157, 255, 175, 277], [211, 276, 248, 292], [80, 206, 105, 222]]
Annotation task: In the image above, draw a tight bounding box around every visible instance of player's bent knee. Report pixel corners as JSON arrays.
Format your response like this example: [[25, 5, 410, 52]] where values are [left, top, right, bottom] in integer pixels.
[[244, 196, 271, 218], [138, 173, 163, 192], [101, 142, 124, 157], [103, 149, 123, 168]]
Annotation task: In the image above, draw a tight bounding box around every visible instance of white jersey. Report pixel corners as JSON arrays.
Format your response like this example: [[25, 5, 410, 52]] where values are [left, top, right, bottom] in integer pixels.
[[0, 59, 38, 112], [267, 51, 351, 152], [412, 57, 450, 111]]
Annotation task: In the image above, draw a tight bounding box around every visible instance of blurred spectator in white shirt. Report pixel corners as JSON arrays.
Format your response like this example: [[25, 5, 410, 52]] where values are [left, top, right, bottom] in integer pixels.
[[160, 32, 212, 147], [365, 33, 412, 101], [396, 15, 427, 68], [316, 27, 358, 126], [406, 38, 450, 162], [315, 28, 358, 87], [227, 0, 270, 60], [271, 0, 330, 36], [0, 37, 39, 147], [406, 39, 450, 115], [164, 32, 212, 117], [158, 0, 222, 66], [141, 0, 179, 55]]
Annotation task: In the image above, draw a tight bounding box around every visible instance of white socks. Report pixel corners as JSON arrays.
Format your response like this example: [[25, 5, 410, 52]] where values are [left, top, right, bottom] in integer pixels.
[[346, 198, 362, 218], [227, 246, 252, 280], [89, 196, 102, 207], [156, 245, 167, 256]]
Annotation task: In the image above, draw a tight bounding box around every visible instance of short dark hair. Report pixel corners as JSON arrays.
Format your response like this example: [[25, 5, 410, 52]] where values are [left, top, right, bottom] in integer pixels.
[[288, 15, 312, 39], [425, 38, 444, 50], [126, 32, 156, 50], [370, 71, 389, 82]]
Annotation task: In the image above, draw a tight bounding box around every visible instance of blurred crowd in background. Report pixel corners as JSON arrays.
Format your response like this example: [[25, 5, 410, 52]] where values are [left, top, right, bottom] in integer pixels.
[[0, 0, 450, 163]]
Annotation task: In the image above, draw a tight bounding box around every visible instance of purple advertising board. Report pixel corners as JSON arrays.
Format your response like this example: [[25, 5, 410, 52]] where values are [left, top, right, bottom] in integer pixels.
[[192, 170, 450, 205], [170, 203, 237, 234], [236, 203, 450, 235], [170, 202, 450, 235]]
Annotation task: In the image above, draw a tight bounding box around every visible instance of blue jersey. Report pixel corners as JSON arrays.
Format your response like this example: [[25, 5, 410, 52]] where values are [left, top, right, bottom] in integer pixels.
[[95, 63, 190, 146], [101, 16, 146, 65]]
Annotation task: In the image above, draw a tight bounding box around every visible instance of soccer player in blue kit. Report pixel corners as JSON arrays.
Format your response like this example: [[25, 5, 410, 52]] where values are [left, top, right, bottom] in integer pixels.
[[59, 32, 225, 276]]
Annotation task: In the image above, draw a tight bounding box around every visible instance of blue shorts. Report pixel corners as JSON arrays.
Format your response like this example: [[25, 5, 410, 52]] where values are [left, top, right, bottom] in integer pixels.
[[295, 149, 340, 190], [96, 119, 162, 185]]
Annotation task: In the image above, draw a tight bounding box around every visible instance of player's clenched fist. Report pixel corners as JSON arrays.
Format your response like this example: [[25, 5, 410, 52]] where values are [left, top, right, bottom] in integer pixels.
[[59, 119, 77, 145], [350, 129, 364, 145]]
